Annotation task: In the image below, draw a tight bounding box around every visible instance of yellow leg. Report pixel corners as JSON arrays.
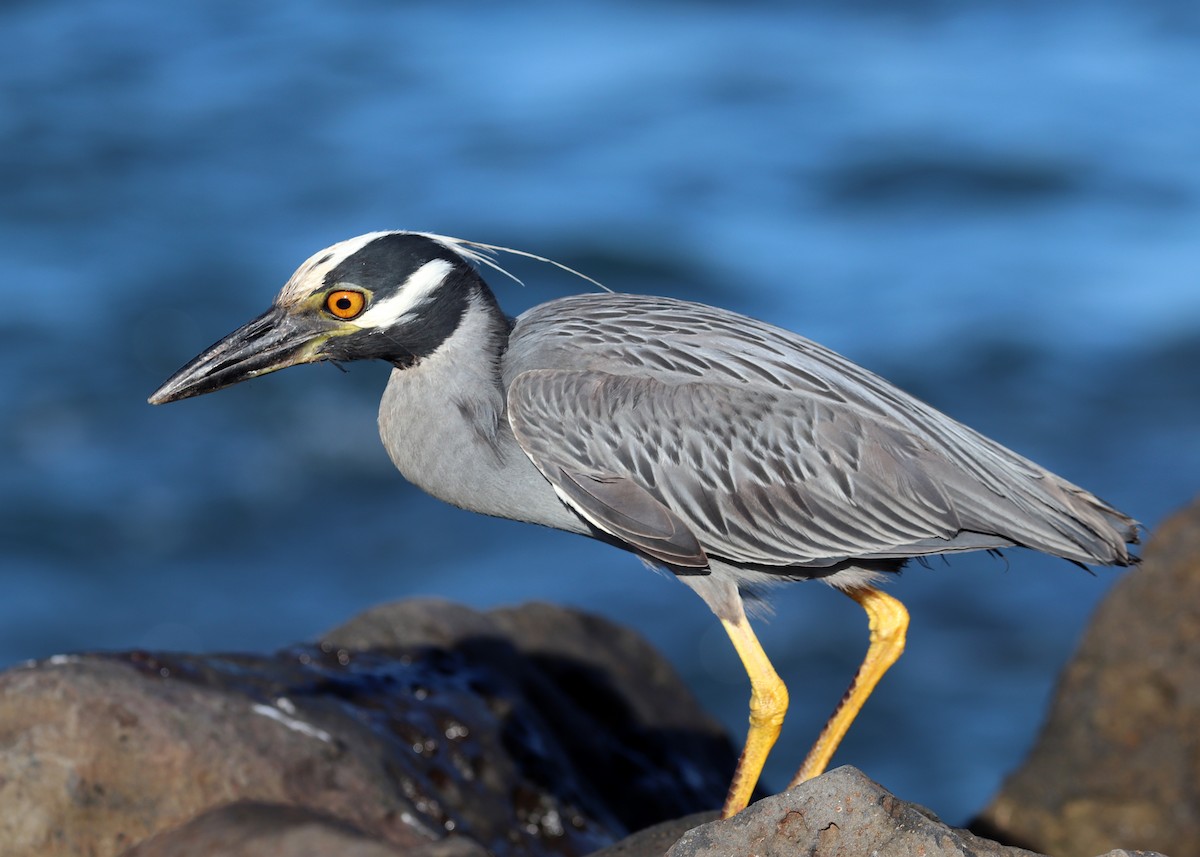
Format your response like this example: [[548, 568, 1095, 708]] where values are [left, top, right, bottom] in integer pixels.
[[719, 613, 790, 818], [788, 585, 909, 787]]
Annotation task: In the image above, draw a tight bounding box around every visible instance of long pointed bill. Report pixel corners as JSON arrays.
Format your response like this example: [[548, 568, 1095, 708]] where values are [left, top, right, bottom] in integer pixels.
[[148, 306, 328, 404]]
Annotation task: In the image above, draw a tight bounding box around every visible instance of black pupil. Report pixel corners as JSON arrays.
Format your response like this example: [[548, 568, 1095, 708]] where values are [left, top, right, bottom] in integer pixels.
[[335, 296, 352, 311]]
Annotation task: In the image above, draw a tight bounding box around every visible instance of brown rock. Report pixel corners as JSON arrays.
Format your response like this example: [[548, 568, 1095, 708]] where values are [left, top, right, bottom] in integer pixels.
[[0, 600, 736, 857], [119, 801, 487, 857], [977, 495, 1200, 857], [590, 767, 1176, 857], [0, 654, 434, 857], [666, 766, 1045, 857]]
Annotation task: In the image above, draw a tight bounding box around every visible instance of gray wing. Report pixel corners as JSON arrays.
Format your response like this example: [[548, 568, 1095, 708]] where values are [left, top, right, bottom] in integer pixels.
[[509, 369, 1027, 570], [506, 294, 1137, 569]]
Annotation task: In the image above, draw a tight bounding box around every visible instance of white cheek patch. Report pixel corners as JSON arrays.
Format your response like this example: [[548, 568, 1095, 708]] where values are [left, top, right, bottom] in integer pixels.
[[353, 258, 454, 329]]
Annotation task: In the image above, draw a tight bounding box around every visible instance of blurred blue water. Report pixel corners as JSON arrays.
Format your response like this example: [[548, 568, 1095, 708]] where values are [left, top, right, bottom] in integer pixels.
[[2, 0, 1199, 825]]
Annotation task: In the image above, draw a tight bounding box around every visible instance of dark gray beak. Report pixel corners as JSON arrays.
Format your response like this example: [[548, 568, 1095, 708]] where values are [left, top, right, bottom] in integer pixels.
[[149, 306, 328, 404]]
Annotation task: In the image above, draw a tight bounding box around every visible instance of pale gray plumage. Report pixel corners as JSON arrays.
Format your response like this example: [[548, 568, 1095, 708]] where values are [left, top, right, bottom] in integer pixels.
[[501, 293, 1133, 574], [149, 230, 1139, 817]]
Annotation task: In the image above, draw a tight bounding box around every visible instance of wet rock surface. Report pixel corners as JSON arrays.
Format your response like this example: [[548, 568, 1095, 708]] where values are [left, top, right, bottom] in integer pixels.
[[976, 495, 1200, 857], [0, 600, 736, 857]]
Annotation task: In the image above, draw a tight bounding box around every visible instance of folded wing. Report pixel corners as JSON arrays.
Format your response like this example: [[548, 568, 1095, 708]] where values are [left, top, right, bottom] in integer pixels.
[[508, 369, 1134, 571]]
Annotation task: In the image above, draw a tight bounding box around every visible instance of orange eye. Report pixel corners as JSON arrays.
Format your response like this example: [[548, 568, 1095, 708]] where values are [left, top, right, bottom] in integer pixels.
[[325, 290, 366, 319]]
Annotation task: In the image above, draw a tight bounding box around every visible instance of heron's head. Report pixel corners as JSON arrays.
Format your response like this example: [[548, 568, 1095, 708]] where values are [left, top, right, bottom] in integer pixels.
[[149, 231, 493, 404]]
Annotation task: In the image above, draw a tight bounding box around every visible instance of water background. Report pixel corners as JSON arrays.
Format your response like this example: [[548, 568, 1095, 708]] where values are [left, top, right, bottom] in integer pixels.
[[2, 0, 1198, 825]]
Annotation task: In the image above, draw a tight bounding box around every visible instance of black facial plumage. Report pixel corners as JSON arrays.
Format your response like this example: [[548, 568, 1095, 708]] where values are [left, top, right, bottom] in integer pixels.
[[319, 233, 492, 368]]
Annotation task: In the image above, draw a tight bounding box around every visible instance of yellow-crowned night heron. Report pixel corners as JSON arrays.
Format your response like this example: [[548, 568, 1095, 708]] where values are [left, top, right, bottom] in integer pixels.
[[149, 231, 1139, 817]]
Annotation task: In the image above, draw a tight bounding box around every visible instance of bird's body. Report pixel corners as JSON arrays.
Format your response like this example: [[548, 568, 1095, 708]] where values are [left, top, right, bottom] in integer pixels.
[[380, 287, 1132, 577], [150, 231, 1138, 818]]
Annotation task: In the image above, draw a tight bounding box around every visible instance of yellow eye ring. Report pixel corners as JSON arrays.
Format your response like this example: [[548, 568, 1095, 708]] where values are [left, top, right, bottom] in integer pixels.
[[326, 290, 366, 320]]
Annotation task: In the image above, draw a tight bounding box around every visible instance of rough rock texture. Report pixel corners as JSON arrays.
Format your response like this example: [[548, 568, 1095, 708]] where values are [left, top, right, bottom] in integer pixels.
[[0, 599, 736, 857], [592, 768, 1171, 857], [667, 767, 1045, 857], [977, 495, 1200, 857]]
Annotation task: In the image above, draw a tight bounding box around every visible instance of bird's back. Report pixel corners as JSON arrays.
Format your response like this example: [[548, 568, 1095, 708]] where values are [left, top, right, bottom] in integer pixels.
[[503, 293, 1137, 570]]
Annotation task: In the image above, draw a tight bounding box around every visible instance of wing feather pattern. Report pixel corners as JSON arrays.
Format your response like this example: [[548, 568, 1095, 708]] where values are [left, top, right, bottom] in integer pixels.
[[504, 295, 1137, 570], [510, 369, 1021, 569], [552, 468, 709, 568]]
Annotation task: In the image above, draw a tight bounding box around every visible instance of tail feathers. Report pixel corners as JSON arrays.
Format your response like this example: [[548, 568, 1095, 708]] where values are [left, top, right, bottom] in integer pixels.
[[852, 457, 1140, 570], [952, 470, 1139, 570]]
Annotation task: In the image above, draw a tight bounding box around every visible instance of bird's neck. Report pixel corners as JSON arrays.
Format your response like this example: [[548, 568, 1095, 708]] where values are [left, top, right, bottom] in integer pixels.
[[375, 290, 584, 532], [383, 286, 508, 414], [372, 273, 511, 370]]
